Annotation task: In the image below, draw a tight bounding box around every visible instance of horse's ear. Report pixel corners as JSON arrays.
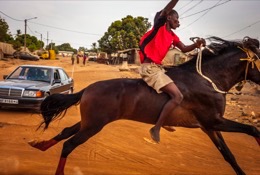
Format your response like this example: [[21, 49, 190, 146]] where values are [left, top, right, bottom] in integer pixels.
[[243, 36, 259, 53]]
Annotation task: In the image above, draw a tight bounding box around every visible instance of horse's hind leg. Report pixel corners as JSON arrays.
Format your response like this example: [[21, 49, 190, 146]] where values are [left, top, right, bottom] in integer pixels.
[[202, 129, 246, 175], [55, 125, 104, 175], [28, 122, 81, 151], [212, 118, 260, 145]]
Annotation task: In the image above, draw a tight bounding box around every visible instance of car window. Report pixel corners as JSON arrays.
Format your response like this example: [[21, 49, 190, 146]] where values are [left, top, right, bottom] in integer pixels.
[[8, 67, 24, 79], [36, 68, 52, 82], [26, 68, 37, 80], [58, 69, 68, 81], [54, 70, 60, 80], [43, 69, 52, 82], [15, 67, 51, 82]]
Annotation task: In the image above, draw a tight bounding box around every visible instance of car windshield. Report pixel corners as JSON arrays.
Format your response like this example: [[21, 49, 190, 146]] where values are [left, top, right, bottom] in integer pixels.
[[8, 67, 52, 83]]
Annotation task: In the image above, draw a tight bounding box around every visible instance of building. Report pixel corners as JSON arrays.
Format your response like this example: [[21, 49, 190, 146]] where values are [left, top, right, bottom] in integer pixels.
[[58, 51, 74, 57], [0, 42, 15, 59]]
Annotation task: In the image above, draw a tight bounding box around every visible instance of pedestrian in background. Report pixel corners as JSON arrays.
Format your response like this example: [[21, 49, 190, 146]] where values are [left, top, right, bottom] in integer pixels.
[[71, 53, 76, 65], [76, 54, 80, 64], [83, 53, 88, 66]]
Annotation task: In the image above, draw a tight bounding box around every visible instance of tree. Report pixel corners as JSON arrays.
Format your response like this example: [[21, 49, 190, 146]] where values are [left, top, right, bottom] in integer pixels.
[[98, 15, 151, 54], [78, 47, 87, 53], [12, 34, 40, 52], [0, 16, 13, 43], [90, 42, 97, 52], [56, 43, 75, 52]]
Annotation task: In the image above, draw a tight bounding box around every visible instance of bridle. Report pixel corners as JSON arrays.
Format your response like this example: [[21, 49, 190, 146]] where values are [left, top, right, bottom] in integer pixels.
[[236, 46, 260, 89], [194, 38, 260, 94]]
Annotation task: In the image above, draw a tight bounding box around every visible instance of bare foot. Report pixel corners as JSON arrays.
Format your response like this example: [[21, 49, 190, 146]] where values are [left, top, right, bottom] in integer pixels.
[[149, 127, 160, 143]]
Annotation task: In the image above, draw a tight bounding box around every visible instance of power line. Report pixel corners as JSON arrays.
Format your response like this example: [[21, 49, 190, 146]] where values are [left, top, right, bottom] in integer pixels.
[[0, 10, 23, 21], [180, 0, 231, 19], [180, 0, 229, 30], [29, 21, 102, 36], [222, 20, 260, 38], [0, 10, 102, 36], [1, 10, 97, 48], [178, 0, 195, 12], [27, 24, 35, 35], [179, 0, 204, 16]]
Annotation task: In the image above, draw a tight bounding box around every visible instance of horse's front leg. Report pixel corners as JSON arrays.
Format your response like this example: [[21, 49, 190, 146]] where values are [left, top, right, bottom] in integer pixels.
[[202, 129, 246, 175], [212, 118, 260, 146], [28, 122, 81, 151]]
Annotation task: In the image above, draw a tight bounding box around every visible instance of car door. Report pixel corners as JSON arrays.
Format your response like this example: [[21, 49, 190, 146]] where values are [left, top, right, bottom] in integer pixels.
[[49, 69, 73, 94], [58, 68, 73, 93]]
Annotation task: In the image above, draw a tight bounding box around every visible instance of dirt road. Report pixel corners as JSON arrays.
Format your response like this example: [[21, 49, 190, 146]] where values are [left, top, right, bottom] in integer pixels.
[[0, 57, 259, 175]]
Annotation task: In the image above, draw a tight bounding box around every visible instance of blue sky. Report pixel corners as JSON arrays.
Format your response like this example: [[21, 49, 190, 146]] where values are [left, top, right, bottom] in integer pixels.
[[0, 0, 259, 49]]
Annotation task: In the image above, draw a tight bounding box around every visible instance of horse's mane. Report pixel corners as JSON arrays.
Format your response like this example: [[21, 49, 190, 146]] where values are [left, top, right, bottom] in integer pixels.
[[182, 36, 260, 64], [203, 36, 259, 56]]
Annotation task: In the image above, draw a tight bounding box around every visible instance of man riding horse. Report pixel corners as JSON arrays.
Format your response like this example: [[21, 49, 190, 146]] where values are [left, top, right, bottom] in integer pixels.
[[139, 0, 206, 143]]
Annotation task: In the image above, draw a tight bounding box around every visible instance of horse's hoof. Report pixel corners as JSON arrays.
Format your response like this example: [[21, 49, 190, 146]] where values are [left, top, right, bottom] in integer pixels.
[[28, 140, 37, 147], [28, 140, 47, 151]]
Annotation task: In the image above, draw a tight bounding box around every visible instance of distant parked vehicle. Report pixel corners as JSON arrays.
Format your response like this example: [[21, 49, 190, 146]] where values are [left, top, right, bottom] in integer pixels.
[[13, 51, 40, 61], [0, 65, 74, 111], [39, 50, 56, 60]]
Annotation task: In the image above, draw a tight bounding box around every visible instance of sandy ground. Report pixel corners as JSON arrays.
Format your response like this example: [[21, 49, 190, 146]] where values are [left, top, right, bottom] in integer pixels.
[[0, 57, 259, 175]]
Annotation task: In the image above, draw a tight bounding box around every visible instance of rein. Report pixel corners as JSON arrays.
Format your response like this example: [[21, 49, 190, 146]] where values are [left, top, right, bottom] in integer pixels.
[[196, 46, 260, 94], [196, 46, 228, 94]]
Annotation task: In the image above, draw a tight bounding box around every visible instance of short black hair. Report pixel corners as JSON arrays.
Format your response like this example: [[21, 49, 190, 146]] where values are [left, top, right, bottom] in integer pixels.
[[168, 9, 178, 16]]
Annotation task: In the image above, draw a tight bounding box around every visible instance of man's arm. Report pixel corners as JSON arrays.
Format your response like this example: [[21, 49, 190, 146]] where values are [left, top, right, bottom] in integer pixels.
[[160, 0, 179, 16], [176, 38, 206, 53]]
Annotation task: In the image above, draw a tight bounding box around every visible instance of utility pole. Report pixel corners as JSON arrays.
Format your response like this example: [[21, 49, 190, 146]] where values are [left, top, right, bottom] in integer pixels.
[[47, 31, 49, 49], [24, 17, 37, 51]]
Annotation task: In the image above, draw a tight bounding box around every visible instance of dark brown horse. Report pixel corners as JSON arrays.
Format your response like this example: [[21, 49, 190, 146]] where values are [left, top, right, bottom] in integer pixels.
[[29, 37, 260, 175]]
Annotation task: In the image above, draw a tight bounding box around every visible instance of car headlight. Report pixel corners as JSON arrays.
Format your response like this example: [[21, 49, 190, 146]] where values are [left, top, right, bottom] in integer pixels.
[[23, 90, 43, 98]]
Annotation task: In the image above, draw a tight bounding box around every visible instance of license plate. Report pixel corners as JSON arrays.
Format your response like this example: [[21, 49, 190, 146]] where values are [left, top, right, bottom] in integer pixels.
[[0, 98, 18, 104]]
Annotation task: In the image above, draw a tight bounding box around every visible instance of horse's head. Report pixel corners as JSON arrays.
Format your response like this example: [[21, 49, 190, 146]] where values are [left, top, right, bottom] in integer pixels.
[[241, 37, 260, 85], [203, 36, 260, 86]]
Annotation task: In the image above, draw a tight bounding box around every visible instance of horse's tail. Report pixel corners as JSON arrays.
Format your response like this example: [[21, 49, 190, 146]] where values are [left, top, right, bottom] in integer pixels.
[[38, 88, 85, 130]]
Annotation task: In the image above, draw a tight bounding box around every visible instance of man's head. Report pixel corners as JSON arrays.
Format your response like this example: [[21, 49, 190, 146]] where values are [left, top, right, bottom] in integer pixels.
[[166, 10, 180, 30]]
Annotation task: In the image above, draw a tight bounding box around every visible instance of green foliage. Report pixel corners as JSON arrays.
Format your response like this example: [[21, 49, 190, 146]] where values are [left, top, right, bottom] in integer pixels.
[[12, 34, 40, 52], [78, 46, 87, 52], [0, 17, 45, 52], [98, 15, 151, 54], [56, 43, 74, 52], [89, 42, 97, 52], [0, 16, 13, 43]]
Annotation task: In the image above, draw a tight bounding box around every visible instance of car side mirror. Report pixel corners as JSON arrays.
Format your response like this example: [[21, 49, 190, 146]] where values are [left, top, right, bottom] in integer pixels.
[[3, 75, 8, 79], [52, 79, 61, 84], [68, 78, 73, 82]]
